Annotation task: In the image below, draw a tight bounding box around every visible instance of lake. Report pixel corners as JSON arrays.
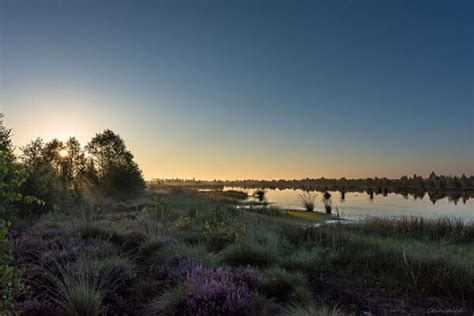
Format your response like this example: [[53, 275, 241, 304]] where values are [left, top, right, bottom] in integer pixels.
[[224, 187, 474, 220]]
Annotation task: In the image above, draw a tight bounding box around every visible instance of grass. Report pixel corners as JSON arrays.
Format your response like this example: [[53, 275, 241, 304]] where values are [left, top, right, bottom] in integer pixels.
[[284, 304, 345, 316], [279, 247, 325, 273], [297, 192, 317, 212], [10, 189, 474, 315], [261, 266, 311, 303], [283, 224, 474, 299], [41, 257, 109, 316], [286, 209, 329, 221]]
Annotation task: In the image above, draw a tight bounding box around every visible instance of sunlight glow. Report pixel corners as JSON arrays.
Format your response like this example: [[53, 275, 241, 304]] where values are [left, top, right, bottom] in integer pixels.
[[58, 148, 69, 158]]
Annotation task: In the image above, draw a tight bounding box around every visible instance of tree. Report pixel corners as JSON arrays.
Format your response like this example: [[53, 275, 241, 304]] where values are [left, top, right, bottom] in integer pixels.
[[0, 114, 14, 163], [0, 115, 21, 216], [19, 138, 69, 215], [86, 130, 145, 199], [65, 137, 86, 180]]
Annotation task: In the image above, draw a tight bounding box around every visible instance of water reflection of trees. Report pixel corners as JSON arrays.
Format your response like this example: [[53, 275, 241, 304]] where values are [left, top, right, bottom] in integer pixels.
[[158, 173, 474, 205]]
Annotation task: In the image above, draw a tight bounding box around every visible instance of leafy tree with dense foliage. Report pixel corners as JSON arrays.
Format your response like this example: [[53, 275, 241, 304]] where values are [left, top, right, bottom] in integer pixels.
[[86, 129, 145, 199], [19, 138, 70, 215]]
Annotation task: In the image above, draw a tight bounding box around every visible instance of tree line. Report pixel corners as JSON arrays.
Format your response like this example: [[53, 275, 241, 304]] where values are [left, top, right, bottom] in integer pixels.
[[0, 114, 145, 220], [155, 172, 474, 192]]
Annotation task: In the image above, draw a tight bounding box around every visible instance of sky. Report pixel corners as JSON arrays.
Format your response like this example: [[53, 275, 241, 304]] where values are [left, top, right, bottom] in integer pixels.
[[1, 0, 473, 180]]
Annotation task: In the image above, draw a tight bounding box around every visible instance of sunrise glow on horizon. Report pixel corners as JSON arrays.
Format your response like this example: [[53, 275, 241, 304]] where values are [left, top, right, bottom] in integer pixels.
[[1, 0, 473, 181]]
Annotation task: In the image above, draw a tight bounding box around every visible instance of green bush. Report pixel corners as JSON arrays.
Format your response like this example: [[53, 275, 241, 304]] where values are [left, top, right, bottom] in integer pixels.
[[188, 205, 243, 252], [0, 220, 25, 314]]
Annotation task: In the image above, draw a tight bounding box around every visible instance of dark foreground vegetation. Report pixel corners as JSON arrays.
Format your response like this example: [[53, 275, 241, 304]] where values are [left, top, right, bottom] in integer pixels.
[[4, 190, 474, 315], [1, 114, 473, 315]]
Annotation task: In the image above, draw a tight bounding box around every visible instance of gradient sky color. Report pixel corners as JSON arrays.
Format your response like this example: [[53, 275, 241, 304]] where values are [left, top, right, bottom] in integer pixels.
[[1, 0, 473, 180]]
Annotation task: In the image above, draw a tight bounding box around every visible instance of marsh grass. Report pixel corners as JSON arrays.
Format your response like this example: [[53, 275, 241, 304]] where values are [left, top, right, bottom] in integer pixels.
[[359, 216, 474, 243], [40, 257, 111, 316], [280, 248, 325, 273], [297, 192, 317, 212], [245, 206, 286, 217], [283, 224, 474, 299], [261, 267, 311, 304], [284, 304, 345, 316], [149, 283, 192, 315], [286, 210, 328, 222], [221, 223, 283, 267], [12, 189, 474, 315], [251, 292, 281, 316]]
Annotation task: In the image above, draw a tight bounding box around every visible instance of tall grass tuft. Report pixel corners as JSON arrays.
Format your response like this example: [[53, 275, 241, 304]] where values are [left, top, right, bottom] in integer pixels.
[[40, 257, 111, 316], [284, 304, 344, 316], [297, 192, 317, 212]]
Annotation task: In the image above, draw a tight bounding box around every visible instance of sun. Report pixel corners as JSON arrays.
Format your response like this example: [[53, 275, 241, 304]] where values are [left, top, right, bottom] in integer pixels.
[[58, 148, 69, 158]]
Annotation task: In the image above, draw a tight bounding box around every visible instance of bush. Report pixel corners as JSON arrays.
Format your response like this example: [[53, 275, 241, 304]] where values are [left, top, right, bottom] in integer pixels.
[[19, 162, 70, 217], [15, 299, 61, 316], [0, 220, 25, 314], [152, 261, 260, 316], [188, 206, 243, 252]]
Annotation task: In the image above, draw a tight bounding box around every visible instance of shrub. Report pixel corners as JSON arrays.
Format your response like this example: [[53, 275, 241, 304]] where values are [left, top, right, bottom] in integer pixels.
[[188, 206, 243, 252], [15, 299, 61, 316], [0, 220, 25, 314], [253, 189, 266, 202], [153, 262, 260, 316]]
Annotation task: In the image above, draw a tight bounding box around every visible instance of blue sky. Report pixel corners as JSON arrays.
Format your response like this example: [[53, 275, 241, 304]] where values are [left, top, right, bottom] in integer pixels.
[[1, 0, 473, 179]]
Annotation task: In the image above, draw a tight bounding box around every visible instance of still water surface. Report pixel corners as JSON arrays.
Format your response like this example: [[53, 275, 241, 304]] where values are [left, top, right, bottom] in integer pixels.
[[224, 187, 474, 220]]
